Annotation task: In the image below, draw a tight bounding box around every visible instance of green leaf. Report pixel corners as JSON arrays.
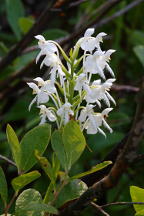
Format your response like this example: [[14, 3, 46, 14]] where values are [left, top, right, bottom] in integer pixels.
[[12, 171, 41, 192], [51, 130, 68, 171], [0, 167, 8, 205], [135, 209, 144, 216], [6, 0, 25, 39], [55, 179, 88, 208], [35, 151, 55, 183], [15, 189, 42, 216], [71, 161, 112, 179], [130, 186, 144, 213], [26, 202, 58, 215], [19, 124, 51, 172], [63, 120, 86, 170], [19, 17, 34, 34], [6, 124, 21, 169], [133, 45, 144, 67]]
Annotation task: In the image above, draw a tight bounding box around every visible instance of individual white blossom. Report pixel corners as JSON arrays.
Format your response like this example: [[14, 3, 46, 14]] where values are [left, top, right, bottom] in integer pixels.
[[57, 102, 74, 125], [83, 108, 113, 136], [27, 78, 56, 110], [84, 79, 116, 107], [35, 35, 58, 63], [78, 104, 94, 122], [39, 105, 56, 124], [84, 50, 115, 79], [78, 28, 107, 52]]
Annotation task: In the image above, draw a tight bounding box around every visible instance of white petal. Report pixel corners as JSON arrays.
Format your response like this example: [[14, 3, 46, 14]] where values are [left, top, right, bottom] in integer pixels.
[[37, 91, 49, 104], [27, 82, 39, 93], [39, 114, 46, 125], [102, 108, 113, 116], [29, 96, 37, 111], [106, 63, 115, 77], [34, 77, 45, 86], [84, 28, 95, 37], [102, 119, 113, 133], [102, 94, 110, 107], [95, 100, 101, 108], [95, 32, 107, 43], [46, 111, 56, 122], [97, 127, 106, 137], [35, 35, 45, 41], [106, 92, 116, 105], [79, 109, 88, 122]]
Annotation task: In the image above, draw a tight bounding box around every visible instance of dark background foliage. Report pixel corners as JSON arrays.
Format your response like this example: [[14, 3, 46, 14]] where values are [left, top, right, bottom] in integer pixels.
[[0, 0, 144, 215]]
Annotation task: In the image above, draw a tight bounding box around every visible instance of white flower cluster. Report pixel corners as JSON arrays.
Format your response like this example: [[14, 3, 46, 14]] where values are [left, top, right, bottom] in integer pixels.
[[27, 28, 116, 136]]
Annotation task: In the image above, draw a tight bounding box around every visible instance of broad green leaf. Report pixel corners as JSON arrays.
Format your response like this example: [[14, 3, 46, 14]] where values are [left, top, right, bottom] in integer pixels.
[[26, 202, 58, 215], [15, 189, 42, 216], [19, 124, 51, 172], [130, 186, 144, 213], [12, 171, 41, 192], [0, 167, 8, 205], [51, 130, 68, 171], [6, 0, 25, 39], [71, 161, 112, 179], [19, 17, 34, 34], [6, 124, 21, 169], [55, 179, 88, 208], [135, 209, 144, 216], [35, 151, 54, 183], [133, 45, 144, 67], [63, 120, 86, 170]]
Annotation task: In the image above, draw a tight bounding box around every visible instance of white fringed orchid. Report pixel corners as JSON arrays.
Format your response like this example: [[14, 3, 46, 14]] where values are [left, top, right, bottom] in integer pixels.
[[78, 28, 107, 52], [39, 105, 56, 124], [27, 28, 116, 136], [84, 50, 115, 79], [84, 79, 116, 107], [35, 35, 58, 64], [82, 108, 113, 136], [27, 78, 57, 110]]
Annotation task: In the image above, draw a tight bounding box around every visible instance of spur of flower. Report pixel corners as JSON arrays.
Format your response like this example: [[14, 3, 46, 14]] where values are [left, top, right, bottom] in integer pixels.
[[27, 28, 116, 136]]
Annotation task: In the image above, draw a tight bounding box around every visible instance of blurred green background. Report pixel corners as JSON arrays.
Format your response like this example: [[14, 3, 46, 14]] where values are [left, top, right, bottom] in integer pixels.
[[0, 0, 144, 215]]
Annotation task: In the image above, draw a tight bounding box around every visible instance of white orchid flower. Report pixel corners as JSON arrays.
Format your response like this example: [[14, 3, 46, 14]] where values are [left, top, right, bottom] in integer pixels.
[[39, 105, 56, 125], [84, 49, 115, 79], [35, 35, 58, 63], [78, 104, 94, 122], [27, 79, 57, 110], [84, 78, 115, 107], [57, 102, 74, 125], [78, 28, 107, 52], [83, 108, 113, 136]]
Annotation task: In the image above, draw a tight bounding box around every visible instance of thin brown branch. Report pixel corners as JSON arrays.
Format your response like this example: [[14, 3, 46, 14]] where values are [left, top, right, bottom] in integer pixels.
[[91, 202, 110, 216], [102, 201, 144, 208], [4, 192, 18, 215], [112, 84, 139, 93]]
